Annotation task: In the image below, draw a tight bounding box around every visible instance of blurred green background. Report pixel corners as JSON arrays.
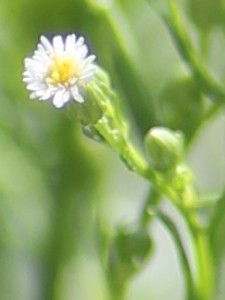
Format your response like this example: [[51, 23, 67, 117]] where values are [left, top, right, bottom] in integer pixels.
[[0, 0, 225, 299]]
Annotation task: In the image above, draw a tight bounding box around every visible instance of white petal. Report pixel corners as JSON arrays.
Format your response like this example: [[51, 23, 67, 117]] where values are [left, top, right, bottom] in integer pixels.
[[75, 36, 84, 48], [79, 71, 95, 82], [74, 45, 88, 60], [24, 33, 96, 107], [29, 90, 48, 100], [71, 86, 84, 103], [33, 52, 49, 63], [40, 36, 53, 52], [40, 89, 55, 100], [52, 90, 66, 108], [23, 76, 34, 83], [63, 91, 70, 104], [65, 34, 76, 53], [80, 55, 96, 69], [26, 83, 42, 90], [53, 36, 64, 55]]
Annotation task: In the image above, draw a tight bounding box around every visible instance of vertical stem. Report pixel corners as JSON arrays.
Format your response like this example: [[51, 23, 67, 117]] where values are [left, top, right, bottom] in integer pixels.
[[165, 0, 225, 101], [139, 188, 161, 227], [158, 210, 196, 300], [91, 61, 214, 299], [184, 209, 214, 300], [158, 201, 214, 300], [108, 283, 126, 300]]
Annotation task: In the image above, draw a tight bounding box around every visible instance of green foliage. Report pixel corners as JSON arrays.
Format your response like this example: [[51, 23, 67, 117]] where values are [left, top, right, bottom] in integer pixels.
[[0, 0, 225, 299]]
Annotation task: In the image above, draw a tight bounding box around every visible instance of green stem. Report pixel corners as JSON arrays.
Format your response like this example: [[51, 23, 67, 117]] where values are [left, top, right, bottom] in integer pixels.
[[95, 115, 179, 201], [177, 203, 214, 300], [108, 282, 126, 300], [139, 188, 161, 227], [164, 0, 225, 102], [92, 72, 214, 299], [203, 101, 224, 121], [94, 116, 153, 179], [158, 210, 196, 300], [209, 190, 225, 297]]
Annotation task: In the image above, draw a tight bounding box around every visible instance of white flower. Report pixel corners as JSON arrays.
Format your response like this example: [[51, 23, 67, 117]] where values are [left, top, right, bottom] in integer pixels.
[[23, 34, 96, 108]]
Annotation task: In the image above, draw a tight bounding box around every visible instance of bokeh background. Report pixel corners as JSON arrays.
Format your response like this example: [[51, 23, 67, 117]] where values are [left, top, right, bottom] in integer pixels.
[[0, 0, 225, 299]]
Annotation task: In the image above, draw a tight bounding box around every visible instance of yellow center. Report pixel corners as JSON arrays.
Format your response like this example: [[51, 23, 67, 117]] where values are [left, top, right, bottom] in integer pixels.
[[46, 55, 79, 85]]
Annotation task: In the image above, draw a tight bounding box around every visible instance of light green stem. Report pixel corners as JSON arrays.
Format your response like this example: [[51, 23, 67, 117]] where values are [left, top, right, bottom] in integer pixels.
[[165, 0, 225, 102], [182, 206, 214, 300], [95, 115, 213, 299], [96, 116, 214, 299], [158, 210, 196, 300], [139, 188, 160, 227], [147, 0, 225, 103], [91, 58, 214, 300], [94, 115, 153, 180]]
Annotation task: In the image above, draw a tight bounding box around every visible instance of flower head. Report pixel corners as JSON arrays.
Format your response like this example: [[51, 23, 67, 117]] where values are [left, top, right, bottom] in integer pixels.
[[23, 34, 96, 108]]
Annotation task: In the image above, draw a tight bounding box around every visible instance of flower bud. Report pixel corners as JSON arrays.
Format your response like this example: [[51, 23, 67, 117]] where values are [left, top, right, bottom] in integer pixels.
[[74, 87, 104, 126], [70, 67, 114, 127], [73, 67, 113, 141], [145, 127, 184, 172]]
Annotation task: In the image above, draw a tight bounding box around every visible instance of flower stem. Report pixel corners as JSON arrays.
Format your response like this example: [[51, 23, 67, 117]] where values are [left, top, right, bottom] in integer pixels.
[[94, 115, 152, 179], [163, 0, 225, 102], [92, 68, 214, 299], [158, 210, 196, 300], [139, 188, 161, 227], [182, 206, 214, 300]]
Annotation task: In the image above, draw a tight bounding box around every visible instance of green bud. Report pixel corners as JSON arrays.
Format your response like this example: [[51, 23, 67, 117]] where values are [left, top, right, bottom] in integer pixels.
[[75, 89, 104, 126], [72, 67, 116, 141], [145, 127, 184, 172], [73, 67, 113, 127]]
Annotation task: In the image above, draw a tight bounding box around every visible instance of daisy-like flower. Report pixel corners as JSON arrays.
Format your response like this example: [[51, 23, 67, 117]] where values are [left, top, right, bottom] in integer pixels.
[[23, 34, 96, 108]]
